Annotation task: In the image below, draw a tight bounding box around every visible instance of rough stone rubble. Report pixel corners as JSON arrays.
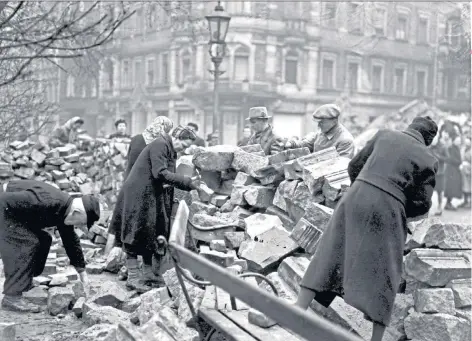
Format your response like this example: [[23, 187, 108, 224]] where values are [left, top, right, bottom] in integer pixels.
[[0, 140, 470, 341]]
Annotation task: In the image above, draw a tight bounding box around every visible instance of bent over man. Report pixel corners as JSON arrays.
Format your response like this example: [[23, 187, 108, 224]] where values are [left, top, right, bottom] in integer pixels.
[[0, 180, 100, 313]]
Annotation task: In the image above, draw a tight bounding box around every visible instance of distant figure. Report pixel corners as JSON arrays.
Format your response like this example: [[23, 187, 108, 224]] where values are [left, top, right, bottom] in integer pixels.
[[459, 136, 471, 209], [186, 122, 206, 147], [207, 131, 219, 146], [430, 130, 449, 216], [108, 119, 131, 139], [237, 126, 251, 147], [244, 107, 284, 155], [50, 116, 84, 146], [444, 133, 463, 210], [285, 104, 355, 158]]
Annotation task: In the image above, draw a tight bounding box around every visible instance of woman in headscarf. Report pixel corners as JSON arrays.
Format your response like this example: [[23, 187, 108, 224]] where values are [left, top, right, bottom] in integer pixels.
[[109, 122, 201, 293], [105, 116, 174, 283], [49, 116, 84, 147]]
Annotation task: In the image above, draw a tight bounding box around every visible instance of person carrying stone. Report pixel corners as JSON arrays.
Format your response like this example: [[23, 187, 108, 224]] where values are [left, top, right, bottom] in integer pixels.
[[49, 116, 85, 147], [244, 106, 284, 155], [0, 180, 100, 313], [284, 104, 355, 158], [107, 122, 202, 293], [256, 116, 439, 341]]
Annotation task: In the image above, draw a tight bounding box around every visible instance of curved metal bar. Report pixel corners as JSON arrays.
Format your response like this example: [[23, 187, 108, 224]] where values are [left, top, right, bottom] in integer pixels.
[[187, 219, 241, 232], [237, 272, 280, 297], [174, 262, 212, 286], [204, 328, 217, 341]]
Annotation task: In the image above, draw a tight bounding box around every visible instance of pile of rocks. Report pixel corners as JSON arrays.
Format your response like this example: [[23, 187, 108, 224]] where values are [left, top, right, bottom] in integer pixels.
[[400, 219, 471, 341], [0, 137, 130, 206]]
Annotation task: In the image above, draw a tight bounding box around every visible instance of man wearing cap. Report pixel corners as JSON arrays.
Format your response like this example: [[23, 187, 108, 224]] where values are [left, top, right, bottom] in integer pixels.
[[0, 180, 100, 313], [285, 104, 355, 158], [244, 106, 284, 155]]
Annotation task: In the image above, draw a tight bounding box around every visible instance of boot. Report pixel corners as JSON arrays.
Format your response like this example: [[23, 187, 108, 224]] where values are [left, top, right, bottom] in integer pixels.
[[143, 264, 166, 288], [2, 295, 40, 313], [444, 202, 456, 211], [125, 258, 151, 294]]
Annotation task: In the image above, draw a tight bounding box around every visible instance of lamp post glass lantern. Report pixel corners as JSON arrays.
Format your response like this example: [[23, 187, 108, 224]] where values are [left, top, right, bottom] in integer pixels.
[[206, 1, 231, 144]]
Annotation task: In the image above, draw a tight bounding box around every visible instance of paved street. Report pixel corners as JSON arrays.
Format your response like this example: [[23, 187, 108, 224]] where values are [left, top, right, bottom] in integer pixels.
[[430, 194, 471, 224]]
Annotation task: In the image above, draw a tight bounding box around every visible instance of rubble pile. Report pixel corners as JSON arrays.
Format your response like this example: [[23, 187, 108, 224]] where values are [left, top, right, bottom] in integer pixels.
[[0, 137, 131, 206]]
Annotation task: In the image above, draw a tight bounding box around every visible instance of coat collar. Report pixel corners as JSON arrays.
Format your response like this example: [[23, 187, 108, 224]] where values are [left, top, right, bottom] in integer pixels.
[[324, 123, 341, 140], [403, 129, 425, 145]]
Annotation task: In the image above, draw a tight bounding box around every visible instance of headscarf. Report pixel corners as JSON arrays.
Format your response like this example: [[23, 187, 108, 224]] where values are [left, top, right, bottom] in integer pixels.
[[63, 116, 84, 130], [142, 116, 174, 145]]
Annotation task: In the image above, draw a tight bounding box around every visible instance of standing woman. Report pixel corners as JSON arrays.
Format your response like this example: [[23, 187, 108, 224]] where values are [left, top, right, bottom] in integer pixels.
[[430, 130, 449, 216], [111, 124, 200, 293], [106, 116, 174, 250], [444, 131, 463, 210]]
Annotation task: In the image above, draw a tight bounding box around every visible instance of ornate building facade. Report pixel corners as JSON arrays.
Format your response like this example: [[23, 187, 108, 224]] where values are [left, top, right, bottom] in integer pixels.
[[55, 2, 470, 144]]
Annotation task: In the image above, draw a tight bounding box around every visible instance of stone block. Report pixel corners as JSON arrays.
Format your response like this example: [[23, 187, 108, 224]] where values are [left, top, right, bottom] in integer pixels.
[[243, 185, 276, 209], [73, 296, 85, 317], [189, 201, 218, 216], [268, 147, 310, 165], [231, 149, 269, 175], [0, 323, 15, 341], [302, 157, 351, 195], [404, 249, 471, 287], [23, 286, 48, 305], [424, 223, 472, 250], [217, 179, 234, 196], [415, 288, 456, 314], [210, 240, 227, 253], [82, 302, 131, 326], [234, 172, 258, 186], [33, 276, 51, 286], [244, 213, 283, 239], [89, 280, 128, 309], [80, 324, 117, 341], [404, 312, 470, 341], [86, 263, 105, 274], [240, 144, 263, 153], [196, 183, 214, 203], [223, 232, 247, 249], [122, 297, 142, 313], [47, 286, 75, 316], [230, 185, 248, 206], [137, 287, 172, 324], [199, 245, 234, 268], [289, 218, 323, 255], [192, 145, 237, 171], [446, 279, 472, 308], [265, 205, 296, 231], [176, 155, 197, 177], [48, 274, 69, 287], [210, 194, 229, 207]]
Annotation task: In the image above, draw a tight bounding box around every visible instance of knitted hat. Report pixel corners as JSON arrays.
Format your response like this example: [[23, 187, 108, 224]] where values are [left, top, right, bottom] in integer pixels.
[[408, 116, 438, 146]]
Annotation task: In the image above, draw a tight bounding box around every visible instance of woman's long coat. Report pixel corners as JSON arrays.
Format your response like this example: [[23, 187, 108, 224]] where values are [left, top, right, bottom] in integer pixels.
[[114, 134, 192, 254], [445, 145, 463, 199], [299, 129, 437, 326]]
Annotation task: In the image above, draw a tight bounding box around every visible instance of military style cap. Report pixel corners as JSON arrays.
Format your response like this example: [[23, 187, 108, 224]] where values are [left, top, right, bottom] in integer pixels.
[[246, 106, 272, 120], [312, 104, 341, 119]]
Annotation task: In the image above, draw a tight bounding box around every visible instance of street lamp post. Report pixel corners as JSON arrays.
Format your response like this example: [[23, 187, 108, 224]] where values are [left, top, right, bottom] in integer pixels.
[[206, 1, 230, 144]]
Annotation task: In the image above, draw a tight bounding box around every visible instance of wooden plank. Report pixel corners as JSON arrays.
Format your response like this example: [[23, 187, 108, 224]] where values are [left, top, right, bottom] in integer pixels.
[[223, 310, 303, 341], [169, 243, 363, 341], [199, 308, 257, 341], [169, 200, 189, 247]]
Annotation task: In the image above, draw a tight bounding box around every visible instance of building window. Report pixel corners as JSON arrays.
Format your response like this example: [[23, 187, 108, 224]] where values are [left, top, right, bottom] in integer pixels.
[[393, 66, 406, 95], [161, 53, 168, 83], [91, 80, 97, 97], [372, 7, 386, 36], [371, 63, 384, 93], [66, 75, 75, 97], [347, 62, 359, 91], [284, 50, 298, 85], [415, 69, 427, 96], [146, 4, 157, 30], [348, 3, 362, 34], [396, 14, 408, 40], [134, 59, 143, 86], [457, 75, 469, 99], [417, 16, 429, 44], [444, 73, 455, 99], [103, 60, 114, 90], [180, 51, 191, 83], [320, 57, 335, 89], [146, 58, 155, 86], [122, 60, 130, 87], [447, 19, 462, 49], [81, 85, 87, 98], [233, 46, 250, 81], [322, 2, 337, 28]]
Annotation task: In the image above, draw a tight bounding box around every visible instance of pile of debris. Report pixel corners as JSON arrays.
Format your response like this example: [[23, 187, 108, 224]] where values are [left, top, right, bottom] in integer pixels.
[[0, 137, 130, 206]]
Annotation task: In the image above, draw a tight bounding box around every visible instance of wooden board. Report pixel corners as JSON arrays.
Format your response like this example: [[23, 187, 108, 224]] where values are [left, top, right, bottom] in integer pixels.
[[199, 308, 257, 341], [223, 310, 303, 341]]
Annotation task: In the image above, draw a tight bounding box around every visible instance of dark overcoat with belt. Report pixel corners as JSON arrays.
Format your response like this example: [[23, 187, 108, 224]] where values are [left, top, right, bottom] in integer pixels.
[[300, 128, 438, 326], [113, 134, 193, 254], [0, 180, 85, 295]]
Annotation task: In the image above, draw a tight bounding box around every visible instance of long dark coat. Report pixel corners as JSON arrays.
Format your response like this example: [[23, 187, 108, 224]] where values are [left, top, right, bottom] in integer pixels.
[[300, 129, 437, 326], [0, 180, 85, 295], [108, 134, 146, 239], [114, 134, 192, 255], [445, 144, 463, 199]]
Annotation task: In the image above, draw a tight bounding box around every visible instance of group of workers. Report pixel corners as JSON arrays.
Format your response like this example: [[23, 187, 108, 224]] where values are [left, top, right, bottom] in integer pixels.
[[0, 102, 443, 341]]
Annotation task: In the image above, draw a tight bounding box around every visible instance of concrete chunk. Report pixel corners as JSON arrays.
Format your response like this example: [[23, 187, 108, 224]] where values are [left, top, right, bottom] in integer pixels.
[[47, 286, 75, 316], [424, 223, 472, 249], [243, 185, 276, 209], [414, 288, 456, 314], [192, 145, 237, 171], [404, 312, 470, 341], [446, 279, 472, 308], [244, 213, 283, 239]]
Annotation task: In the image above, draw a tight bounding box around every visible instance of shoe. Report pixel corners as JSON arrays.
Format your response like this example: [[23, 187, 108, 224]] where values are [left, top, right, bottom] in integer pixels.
[[434, 210, 443, 216], [1, 295, 40, 313], [126, 258, 151, 294], [143, 264, 166, 288], [458, 202, 471, 209], [444, 203, 456, 211]]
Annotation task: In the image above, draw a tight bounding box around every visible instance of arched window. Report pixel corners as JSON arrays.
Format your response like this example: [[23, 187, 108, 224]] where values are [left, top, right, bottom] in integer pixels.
[[81, 85, 87, 98], [284, 50, 298, 84], [66, 75, 75, 97], [91, 79, 97, 97], [180, 49, 192, 82], [233, 46, 250, 81]]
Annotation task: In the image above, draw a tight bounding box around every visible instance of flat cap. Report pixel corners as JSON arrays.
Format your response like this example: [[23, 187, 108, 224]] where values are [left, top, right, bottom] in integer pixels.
[[312, 104, 341, 119]]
